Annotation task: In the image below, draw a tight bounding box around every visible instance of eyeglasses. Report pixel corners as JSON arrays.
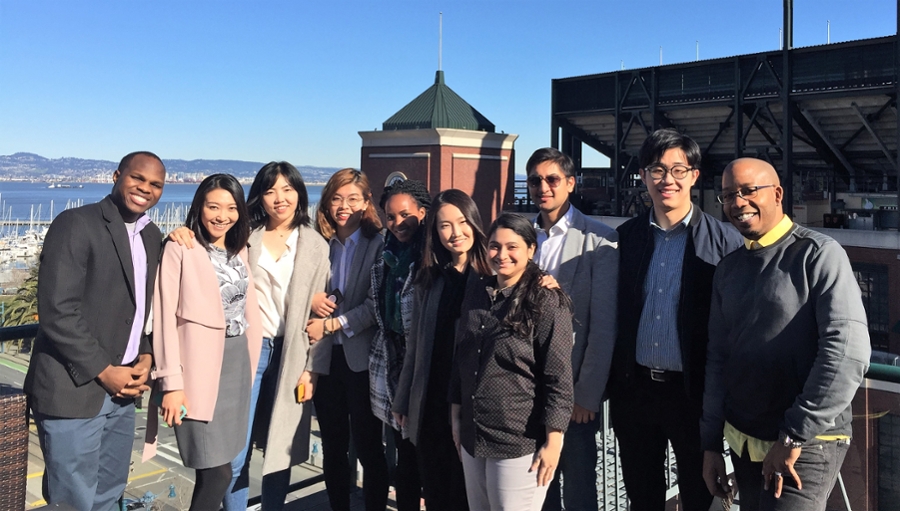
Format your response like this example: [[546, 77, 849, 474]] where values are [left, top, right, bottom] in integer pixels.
[[643, 164, 695, 180], [716, 185, 776, 204], [527, 174, 567, 188], [330, 195, 364, 207]]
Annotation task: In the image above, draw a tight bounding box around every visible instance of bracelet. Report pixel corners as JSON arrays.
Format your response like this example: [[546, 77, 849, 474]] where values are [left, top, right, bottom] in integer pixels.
[[779, 431, 804, 449], [323, 317, 333, 337]]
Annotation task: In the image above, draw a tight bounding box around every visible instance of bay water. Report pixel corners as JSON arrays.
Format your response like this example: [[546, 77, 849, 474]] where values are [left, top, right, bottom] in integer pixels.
[[0, 182, 323, 233]]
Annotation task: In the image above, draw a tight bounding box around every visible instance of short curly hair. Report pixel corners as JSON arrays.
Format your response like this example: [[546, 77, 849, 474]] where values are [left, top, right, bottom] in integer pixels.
[[379, 179, 432, 212]]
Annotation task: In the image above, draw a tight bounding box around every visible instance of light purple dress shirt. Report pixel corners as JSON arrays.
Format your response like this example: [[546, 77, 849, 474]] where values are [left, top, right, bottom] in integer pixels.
[[121, 215, 151, 364]]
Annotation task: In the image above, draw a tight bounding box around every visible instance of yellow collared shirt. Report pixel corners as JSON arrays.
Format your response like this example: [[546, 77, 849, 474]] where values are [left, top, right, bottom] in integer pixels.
[[744, 214, 793, 250]]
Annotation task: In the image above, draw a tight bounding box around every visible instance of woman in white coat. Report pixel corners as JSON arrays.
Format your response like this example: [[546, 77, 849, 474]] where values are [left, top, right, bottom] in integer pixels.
[[171, 161, 330, 511]]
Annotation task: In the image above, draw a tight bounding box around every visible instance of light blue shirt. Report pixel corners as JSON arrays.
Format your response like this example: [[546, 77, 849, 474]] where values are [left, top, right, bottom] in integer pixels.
[[328, 228, 361, 344]]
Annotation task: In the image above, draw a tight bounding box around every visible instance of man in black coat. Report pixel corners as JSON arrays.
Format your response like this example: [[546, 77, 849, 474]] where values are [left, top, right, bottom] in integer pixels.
[[24, 151, 165, 511], [609, 130, 742, 510]]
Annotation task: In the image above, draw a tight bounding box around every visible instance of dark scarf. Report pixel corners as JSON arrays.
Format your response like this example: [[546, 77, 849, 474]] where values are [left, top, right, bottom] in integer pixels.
[[381, 232, 415, 336]]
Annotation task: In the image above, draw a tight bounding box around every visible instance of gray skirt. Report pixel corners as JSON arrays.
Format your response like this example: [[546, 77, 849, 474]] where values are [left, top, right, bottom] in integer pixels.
[[174, 333, 251, 469]]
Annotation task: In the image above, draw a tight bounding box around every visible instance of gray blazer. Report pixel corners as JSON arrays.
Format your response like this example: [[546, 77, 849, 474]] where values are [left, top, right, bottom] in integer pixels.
[[553, 206, 619, 413], [308, 232, 384, 374], [248, 225, 330, 475]]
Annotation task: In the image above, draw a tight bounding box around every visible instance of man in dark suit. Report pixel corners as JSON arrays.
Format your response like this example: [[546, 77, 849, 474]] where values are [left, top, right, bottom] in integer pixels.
[[24, 151, 166, 511]]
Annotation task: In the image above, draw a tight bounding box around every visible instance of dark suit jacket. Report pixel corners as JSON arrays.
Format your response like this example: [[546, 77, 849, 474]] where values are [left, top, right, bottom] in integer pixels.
[[611, 205, 742, 406], [24, 195, 162, 418]]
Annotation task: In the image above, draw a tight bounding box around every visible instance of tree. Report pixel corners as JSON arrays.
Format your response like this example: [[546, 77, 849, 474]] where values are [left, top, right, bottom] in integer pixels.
[[2, 265, 39, 327]]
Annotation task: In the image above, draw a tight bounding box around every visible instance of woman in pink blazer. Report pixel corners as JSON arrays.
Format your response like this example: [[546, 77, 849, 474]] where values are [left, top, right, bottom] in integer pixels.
[[149, 174, 262, 511]]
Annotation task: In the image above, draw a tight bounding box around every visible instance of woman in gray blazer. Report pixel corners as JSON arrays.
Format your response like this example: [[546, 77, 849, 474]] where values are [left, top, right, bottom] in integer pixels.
[[305, 168, 389, 511], [391, 189, 492, 511]]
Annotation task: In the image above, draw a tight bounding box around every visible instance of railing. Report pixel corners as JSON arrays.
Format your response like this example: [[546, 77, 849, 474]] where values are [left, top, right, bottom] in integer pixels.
[[512, 179, 537, 213], [0, 323, 325, 510], [595, 363, 900, 510], [4, 322, 898, 510]]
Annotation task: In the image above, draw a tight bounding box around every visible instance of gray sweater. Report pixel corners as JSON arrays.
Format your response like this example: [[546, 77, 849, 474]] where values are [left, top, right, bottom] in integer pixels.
[[700, 223, 871, 451]]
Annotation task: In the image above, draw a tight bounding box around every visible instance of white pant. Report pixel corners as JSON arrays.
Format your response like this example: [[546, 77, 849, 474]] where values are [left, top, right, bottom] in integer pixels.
[[460, 448, 550, 511]]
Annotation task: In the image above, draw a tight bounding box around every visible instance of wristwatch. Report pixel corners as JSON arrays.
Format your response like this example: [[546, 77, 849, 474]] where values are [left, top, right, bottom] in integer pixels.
[[779, 431, 804, 449], [323, 317, 333, 337]]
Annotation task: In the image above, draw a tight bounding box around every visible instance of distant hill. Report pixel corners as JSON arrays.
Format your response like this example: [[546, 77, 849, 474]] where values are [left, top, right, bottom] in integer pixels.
[[0, 153, 340, 183]]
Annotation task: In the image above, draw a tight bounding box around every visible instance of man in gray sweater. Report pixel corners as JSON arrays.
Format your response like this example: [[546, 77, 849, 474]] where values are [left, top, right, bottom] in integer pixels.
[[700, 157, 870, 511]]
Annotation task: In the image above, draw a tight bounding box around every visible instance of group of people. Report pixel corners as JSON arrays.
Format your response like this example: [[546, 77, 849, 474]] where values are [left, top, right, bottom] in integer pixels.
[[23, 126, 871, 511]]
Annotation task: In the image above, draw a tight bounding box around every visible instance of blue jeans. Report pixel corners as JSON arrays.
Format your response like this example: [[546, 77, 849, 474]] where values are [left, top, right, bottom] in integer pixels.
[[222, 336, 273, 511], [542, 413, 600, 511], [34, 394, 135, 511]]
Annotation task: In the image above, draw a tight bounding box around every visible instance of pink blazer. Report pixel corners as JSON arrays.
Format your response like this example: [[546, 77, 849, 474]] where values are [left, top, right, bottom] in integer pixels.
[[143, 241, 262, 461]]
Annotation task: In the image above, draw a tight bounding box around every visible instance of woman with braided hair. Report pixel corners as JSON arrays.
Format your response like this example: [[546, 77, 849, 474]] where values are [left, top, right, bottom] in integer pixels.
[[370, 178, 430, 511]]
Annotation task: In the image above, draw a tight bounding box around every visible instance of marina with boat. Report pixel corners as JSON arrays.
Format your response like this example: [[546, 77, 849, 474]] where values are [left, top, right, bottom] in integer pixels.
[[0, 182, 327, 294]]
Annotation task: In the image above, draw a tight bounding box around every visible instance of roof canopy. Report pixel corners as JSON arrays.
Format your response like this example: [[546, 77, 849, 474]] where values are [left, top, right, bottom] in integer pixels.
[[383, 71, 495, 132]]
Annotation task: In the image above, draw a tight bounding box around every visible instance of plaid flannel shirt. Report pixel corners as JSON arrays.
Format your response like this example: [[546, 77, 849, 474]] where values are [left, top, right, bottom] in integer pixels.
[[368, 257, 415, 433]]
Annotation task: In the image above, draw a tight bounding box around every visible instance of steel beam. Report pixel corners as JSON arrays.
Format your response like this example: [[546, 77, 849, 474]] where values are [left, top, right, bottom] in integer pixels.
[[735, 57, 745, 160], [741, 104, 783, 153], [614, 75, 622, 215], [782, 0, 794, 214], [555, 118, 616, 158], [705, 109, 735, 156], [852, 101, 897, 166], [798, 107, 858, 190], [841, 97, 894, 150]]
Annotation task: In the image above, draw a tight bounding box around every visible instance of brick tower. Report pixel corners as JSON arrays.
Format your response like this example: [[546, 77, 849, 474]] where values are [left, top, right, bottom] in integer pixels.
[[359, 70, 518, 225]]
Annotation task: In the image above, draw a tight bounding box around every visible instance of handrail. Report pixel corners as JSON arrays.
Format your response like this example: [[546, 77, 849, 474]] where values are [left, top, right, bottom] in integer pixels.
[[1, 322, 896, 509], [863, 361, 900, 383], [3, 323, 899, 383], [0, 321, 325, 508], [0, 324, 37, 342]]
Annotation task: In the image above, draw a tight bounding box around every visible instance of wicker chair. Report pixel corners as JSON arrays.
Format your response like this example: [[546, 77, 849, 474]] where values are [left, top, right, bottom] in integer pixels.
[[0, 386, 28, 510]]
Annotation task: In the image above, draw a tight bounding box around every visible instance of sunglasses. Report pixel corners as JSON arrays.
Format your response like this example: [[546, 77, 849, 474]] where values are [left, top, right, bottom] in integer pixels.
[[527, 174, 567, 188]]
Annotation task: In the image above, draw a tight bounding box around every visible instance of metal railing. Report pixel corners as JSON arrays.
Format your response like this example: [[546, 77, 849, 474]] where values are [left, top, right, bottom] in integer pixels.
[[4, 322, 899, 510], [0, 323, 325, 510], [594, 363, 900, 510]]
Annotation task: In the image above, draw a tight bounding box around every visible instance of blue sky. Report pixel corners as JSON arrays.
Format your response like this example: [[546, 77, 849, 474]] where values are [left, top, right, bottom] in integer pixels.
[[0, 0, 896, 169]]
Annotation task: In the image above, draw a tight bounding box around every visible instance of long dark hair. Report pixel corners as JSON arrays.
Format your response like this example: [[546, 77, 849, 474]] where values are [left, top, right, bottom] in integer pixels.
[[185, 174, 250, 258], [488, 213, 571, 338], [316, 168, 382, 240], [246, 161, 310, 230], [416, 189, 491, 289]]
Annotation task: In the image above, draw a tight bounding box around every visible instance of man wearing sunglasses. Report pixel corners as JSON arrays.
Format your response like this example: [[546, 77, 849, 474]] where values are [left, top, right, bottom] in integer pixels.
[[526, 147, 618, 511], [610, 129, 742, 510], [701, 158, 870, 511]]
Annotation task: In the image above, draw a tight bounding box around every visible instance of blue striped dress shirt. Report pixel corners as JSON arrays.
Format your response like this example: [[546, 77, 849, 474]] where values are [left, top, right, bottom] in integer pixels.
[[635, 209, 692, 372]]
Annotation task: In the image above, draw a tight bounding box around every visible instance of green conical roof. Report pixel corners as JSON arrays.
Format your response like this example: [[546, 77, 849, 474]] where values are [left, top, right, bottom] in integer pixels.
[[383, 71, 495, 132]]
